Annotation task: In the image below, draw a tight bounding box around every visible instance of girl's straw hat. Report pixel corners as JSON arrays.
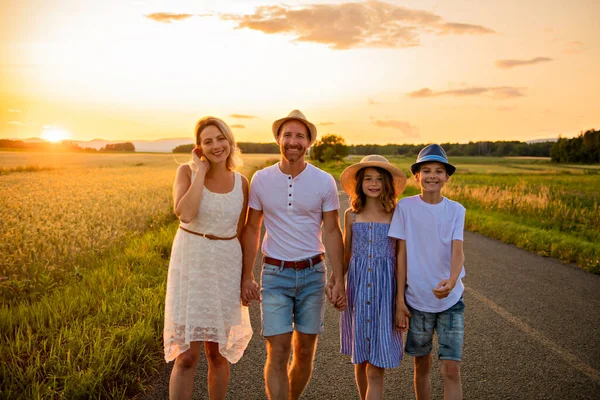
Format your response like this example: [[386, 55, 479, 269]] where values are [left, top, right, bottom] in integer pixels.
[[340, 155, 407, 198]]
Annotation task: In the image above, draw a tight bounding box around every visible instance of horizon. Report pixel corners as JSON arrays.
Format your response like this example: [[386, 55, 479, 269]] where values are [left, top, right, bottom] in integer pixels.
[[1, 0, 598, 145]]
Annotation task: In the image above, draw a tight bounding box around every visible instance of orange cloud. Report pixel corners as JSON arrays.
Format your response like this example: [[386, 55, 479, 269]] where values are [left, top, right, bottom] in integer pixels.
[[496, 57, 553, 69], [438, 22, 495, 35], [319, 122, 334, 126], [220, 1, 494, 50], [231, 124, 245, 129], [229, 114, 258, 119], [562, 41, 586, 54], [407, 86, 525, 99], [372, 119, 420, 139], [145, 13, 194, 23], [368, 98, 380, 105]]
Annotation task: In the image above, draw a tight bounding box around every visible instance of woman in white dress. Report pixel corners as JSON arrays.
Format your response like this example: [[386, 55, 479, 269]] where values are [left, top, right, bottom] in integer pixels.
[[164, 117, 252, 399]]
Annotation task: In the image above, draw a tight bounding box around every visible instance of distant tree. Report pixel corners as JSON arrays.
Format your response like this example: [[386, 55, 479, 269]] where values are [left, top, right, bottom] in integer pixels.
[[237, 142, 280, 154], [310, 134, 349, 162], [0, 139, 85, 152], [172, 144, 195, 153], [551, 129, 599, 163], [101, 142, 135, 152]]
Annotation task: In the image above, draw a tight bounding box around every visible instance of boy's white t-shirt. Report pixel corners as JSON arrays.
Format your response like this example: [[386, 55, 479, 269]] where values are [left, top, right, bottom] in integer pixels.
[[248, 162, 339, 261], [388, 195, 466, 313]]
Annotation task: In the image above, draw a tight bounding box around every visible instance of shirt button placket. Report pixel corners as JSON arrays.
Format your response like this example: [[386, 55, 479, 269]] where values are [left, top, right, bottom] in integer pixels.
[[287, 175, 293, 212]]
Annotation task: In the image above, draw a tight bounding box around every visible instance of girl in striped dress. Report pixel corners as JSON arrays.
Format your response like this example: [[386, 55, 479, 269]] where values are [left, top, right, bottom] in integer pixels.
[[339, 155, 408, 400]]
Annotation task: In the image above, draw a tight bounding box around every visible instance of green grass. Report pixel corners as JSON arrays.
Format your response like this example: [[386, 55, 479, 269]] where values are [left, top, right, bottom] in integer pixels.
[[0, 153, 282, 399], [318, 156, 600, 273], [0, 221, 176, 399]]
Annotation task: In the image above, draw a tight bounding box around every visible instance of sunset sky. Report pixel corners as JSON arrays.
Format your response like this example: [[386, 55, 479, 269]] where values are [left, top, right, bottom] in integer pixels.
[[1, 0, 598, 145]]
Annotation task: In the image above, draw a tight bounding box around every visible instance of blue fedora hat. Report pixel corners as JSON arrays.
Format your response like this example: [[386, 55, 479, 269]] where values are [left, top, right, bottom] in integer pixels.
[[410, 144, 456, 176]]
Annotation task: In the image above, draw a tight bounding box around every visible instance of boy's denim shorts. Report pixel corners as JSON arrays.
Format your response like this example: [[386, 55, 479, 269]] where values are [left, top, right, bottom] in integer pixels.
[[405, 297, 465, 362], [260, 261, 327, 337]]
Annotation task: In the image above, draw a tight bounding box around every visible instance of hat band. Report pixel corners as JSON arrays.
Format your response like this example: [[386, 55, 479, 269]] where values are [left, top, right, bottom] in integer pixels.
[[417, 154, 449, 164]]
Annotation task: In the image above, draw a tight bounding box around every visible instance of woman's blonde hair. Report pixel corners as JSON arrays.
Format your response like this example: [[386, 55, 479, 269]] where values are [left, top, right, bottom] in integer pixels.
[[351, 167, 397, 214], [194, 117, 242, 171]]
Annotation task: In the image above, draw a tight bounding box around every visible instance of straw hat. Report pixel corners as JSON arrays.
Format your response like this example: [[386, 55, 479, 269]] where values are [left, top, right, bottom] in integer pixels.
[[272, 109, 318, 147], [410, 144, 456, 176], [340, 155, 407, 199]]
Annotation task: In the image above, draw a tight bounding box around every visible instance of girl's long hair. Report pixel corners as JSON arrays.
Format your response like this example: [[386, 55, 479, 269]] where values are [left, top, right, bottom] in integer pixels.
[[194, 117, 243, 171], [351, 167, 397, 214]]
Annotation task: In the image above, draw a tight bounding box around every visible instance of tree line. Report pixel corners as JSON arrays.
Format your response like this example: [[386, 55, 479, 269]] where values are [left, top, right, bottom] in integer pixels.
[[0, 140, 135, 152], [308, 135, 557, 162], [550, 129, 599, 164], [172, 142, 279, 154], [174, 138, 554, 159]]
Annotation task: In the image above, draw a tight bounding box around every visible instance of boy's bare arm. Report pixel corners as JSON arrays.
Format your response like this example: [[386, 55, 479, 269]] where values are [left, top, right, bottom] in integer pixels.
[[433, 239, 465, 299], [395, 239, 410, 331]]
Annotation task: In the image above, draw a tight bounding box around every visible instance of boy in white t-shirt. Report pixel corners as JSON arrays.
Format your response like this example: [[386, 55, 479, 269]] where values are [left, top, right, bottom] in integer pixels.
[[388, 144, 466, 400]]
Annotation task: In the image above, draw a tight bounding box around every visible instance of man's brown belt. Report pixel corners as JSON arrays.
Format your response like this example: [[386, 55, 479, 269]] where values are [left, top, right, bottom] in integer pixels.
[[263, 253, 325, 270], [179, 226, 237, 240]]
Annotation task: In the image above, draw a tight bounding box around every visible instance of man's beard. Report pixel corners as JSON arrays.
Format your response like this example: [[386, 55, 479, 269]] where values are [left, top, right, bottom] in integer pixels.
[[283, 145, 306, 161]]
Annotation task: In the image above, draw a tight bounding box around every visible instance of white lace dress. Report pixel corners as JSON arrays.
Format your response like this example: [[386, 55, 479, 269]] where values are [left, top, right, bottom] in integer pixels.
[[163, 171, 252, 363]]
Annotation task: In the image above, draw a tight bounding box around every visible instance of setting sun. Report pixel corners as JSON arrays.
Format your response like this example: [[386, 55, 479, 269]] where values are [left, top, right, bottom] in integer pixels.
[[41, 127, 71, 143]]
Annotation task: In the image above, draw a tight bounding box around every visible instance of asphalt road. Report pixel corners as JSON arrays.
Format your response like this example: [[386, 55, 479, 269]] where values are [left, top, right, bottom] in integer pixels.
[[140, 188, 600, 400]]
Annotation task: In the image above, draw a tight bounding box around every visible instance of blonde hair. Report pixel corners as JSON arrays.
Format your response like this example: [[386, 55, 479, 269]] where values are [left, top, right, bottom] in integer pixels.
[[194, 117, 242, 171], [350, 167, 397, 214]]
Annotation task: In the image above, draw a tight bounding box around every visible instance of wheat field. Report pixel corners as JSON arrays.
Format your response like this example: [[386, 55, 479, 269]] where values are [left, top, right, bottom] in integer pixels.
[[0, 151, 274, 303]]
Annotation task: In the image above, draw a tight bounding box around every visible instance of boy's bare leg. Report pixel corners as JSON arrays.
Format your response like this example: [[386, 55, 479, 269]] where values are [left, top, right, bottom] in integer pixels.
[[169, 341, 202, 400], [265, 333, 293, 400], [365, 363, 385, 400], [288, 331, 318, 400], [440, 360, 462, 400], [354, 362, 368, 400], [414, 355, 432, 400], [204, 342, 230, 400]]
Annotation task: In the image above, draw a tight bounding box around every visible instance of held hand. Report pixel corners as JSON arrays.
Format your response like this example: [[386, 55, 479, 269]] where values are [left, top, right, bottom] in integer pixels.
[[241, 277, 259, 307], [395, 302, 411, 332], [192, 148, 210, 175], [331, 281, 347, 312], [325, 273, 335, 304], [432, 278, 456, 299]]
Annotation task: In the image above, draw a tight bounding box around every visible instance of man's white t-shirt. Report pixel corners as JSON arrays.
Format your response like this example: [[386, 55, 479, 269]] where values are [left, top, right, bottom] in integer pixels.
[[388, 195, 466, 313], [248, 162, 339, 261]]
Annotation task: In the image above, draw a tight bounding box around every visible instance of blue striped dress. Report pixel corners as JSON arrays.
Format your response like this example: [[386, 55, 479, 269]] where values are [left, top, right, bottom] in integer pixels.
[[340, 222, 403, 368]]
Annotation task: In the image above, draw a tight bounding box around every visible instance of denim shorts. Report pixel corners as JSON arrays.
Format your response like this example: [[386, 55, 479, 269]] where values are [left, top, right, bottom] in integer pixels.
[[405, 298, 465, 362], [260, 261, 327, 337]]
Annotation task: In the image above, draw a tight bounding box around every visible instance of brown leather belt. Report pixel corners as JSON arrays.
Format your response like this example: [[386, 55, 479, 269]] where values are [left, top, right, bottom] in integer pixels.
[[263, 253, 325, 270], [179, 226, 237, 240]]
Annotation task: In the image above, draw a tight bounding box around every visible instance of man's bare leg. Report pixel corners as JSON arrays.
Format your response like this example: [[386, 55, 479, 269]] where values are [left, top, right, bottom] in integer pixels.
[[265, 333, 293, 400], [288, 332, 318, 400]]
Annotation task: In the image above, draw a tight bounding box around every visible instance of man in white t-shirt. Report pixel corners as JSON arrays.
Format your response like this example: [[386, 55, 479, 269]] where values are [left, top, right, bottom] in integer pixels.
[[241, 110, 345, 400], [389, 144, 466, 400]]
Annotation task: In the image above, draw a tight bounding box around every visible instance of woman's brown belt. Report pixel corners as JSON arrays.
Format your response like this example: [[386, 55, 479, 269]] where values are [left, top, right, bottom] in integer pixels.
[[179, 226, 237, 240]]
